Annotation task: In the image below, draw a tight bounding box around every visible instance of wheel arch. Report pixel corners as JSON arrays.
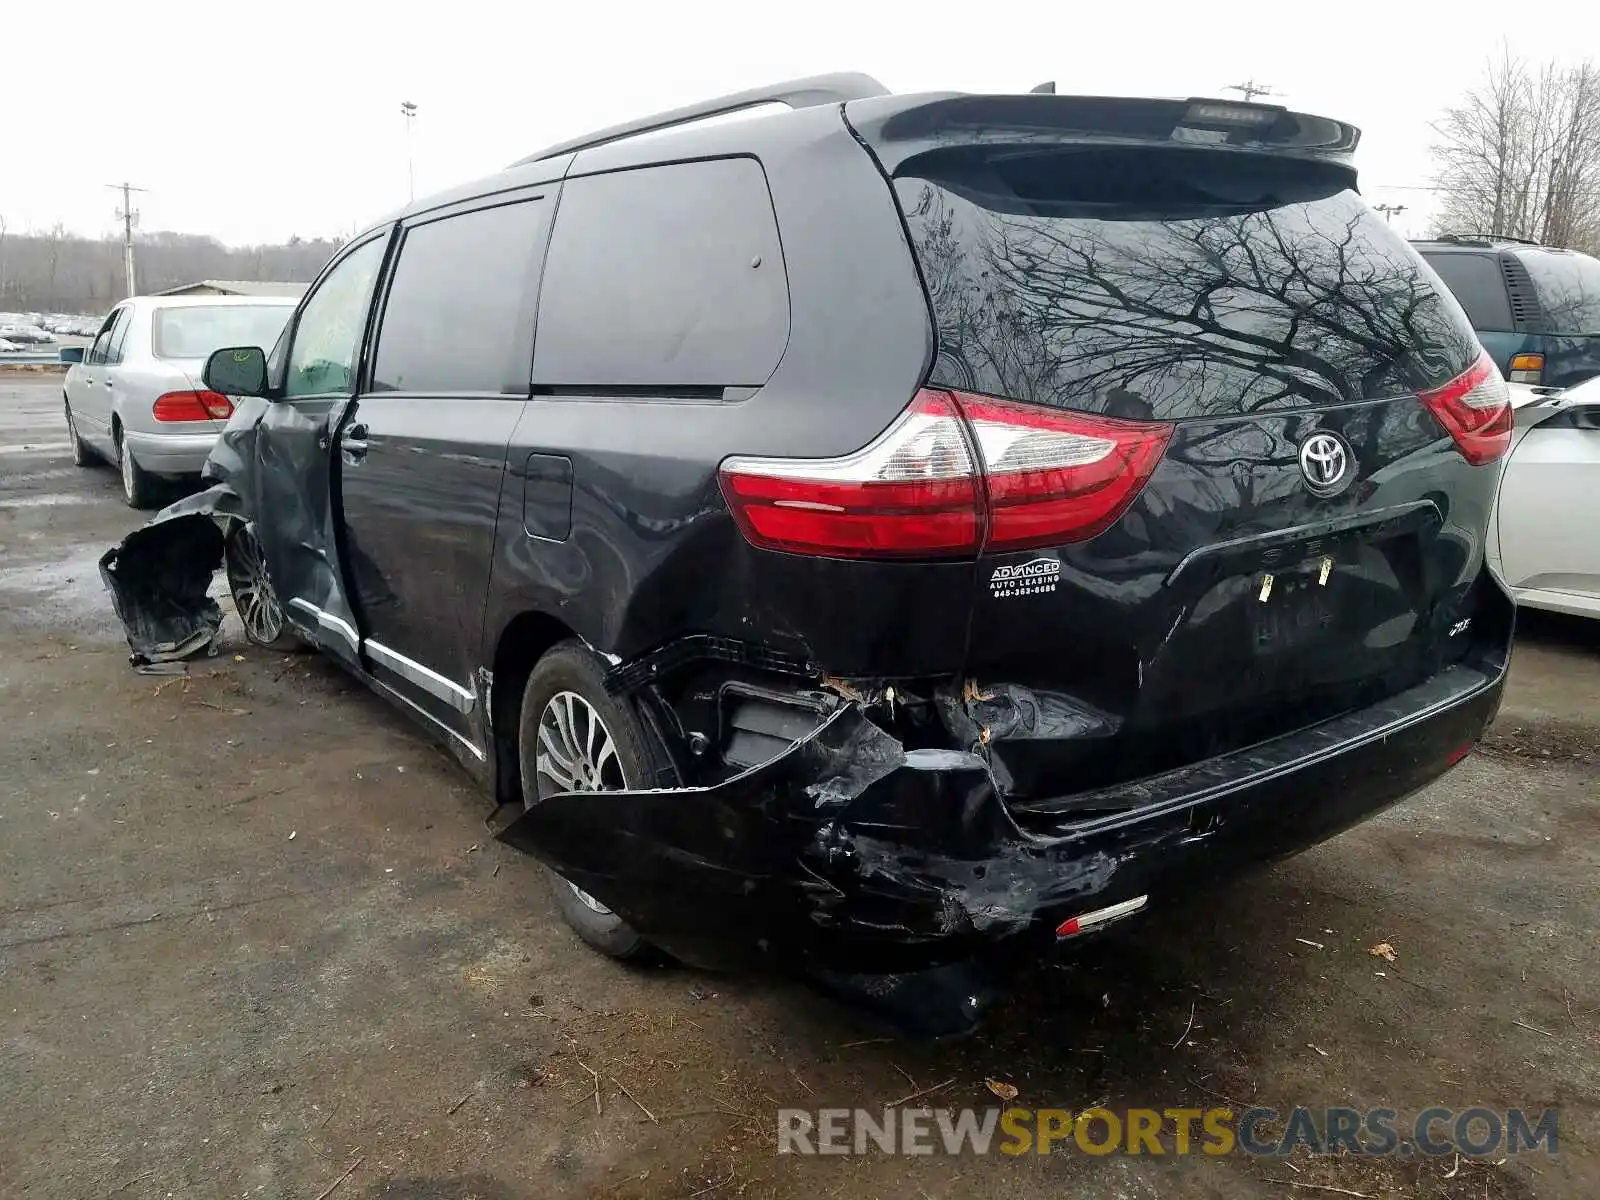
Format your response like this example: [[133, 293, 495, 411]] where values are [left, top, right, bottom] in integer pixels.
[[489, 609, 578, 806]]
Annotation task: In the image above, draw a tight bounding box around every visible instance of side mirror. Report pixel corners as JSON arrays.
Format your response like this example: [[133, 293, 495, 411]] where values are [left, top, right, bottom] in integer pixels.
[[204, 346, 269, 398], [58, 346, 85, 365]]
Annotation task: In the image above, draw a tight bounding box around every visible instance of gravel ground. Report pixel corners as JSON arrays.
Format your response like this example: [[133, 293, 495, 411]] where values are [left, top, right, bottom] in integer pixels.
[[3, 373, 1597, 1199]]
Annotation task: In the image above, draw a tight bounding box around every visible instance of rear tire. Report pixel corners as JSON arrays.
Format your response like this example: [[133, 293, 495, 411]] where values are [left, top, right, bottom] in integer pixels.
[[517, 640, 672, 961], [115, 425, 158, 509], [64, 398, 99, 467]]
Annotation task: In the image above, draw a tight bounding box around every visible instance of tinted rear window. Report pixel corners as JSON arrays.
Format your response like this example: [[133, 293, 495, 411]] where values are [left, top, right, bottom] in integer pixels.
[[533, 158, 789, 389], [372, 198, 550, 394], [1516, 249, 1600, 334], [1418, 251, 1514, 332], [896, 148, 1479, 419], [152, 304, 291, 360]]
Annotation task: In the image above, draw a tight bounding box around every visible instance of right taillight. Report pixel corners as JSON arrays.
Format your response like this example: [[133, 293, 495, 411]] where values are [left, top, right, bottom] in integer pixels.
[[1418, 353, 1512, 466], [718, 388, 1173, 559]]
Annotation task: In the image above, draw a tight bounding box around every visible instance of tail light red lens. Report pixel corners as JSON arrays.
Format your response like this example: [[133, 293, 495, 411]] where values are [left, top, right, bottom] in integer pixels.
[[1418, 354, 1512, 466], [718, 388, 1173, 559], [719, 390, 982, 558], [956, 392, 1174, 550], [152, 390, 234, 422]]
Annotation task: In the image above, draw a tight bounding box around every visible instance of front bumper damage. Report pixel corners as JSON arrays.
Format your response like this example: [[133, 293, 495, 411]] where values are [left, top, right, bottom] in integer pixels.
[[495, 654, 1505, 976]]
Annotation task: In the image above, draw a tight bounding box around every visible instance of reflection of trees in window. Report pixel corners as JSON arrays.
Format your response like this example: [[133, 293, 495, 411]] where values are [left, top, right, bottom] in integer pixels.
[[905, 183, 1477, 421]]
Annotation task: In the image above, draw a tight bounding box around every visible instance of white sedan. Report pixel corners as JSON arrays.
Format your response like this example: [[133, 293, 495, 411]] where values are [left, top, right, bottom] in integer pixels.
[[1489, 375, 1600, 619], [62, 295, 295, 508]]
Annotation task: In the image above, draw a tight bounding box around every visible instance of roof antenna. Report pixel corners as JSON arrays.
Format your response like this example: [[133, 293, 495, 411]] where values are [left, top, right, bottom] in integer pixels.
[[1029, 81, 1057, 94]]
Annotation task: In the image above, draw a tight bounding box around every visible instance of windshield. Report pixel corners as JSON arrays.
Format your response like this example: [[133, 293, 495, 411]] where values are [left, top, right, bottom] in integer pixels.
[[895, 147, 1480, 419], [1515, 250, 1600, 335], [152, 305, 293, 360]]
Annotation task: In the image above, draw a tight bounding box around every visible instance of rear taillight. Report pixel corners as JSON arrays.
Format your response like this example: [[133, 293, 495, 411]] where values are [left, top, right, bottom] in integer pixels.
[[1508, 352, 1544, 385], [956, 392, 1173, 550], [719, 390, 981, 558], [1418, 354, 1512, 466], [152, 390, 234, 422], [718, 388, 1173, 559]]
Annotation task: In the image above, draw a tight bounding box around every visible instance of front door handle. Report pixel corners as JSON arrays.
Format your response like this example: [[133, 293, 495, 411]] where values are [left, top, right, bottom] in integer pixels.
[[341, 423, 370, 463]]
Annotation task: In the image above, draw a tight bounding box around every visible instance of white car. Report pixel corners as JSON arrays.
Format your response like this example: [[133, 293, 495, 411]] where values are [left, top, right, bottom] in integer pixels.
[[0, 322, 55, 344], [1488, 374, 1600, 619], [62, 295, 296, 508]]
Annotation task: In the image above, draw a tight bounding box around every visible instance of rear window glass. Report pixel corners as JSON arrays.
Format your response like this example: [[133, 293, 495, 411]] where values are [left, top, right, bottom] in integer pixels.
[[895, 149, 1479, 419], [152, 304, 292, 360], [1418, 251, 1514, 332], [1516, 250, 1600, 334], [533, 158, 789, 390]]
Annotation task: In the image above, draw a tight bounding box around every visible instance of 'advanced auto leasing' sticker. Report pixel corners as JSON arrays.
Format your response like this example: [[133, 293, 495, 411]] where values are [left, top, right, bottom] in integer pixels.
[[990, 557, 1061, 599]]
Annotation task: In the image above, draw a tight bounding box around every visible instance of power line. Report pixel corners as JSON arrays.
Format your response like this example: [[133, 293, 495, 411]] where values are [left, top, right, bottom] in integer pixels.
[[105, 182, 146, 297]]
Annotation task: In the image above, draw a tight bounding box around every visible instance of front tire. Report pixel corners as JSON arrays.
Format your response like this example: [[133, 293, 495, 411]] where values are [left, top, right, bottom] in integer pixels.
[[224, 525, 304, 651], [517, 640, 670, 961], [116, 427, 157, 509]]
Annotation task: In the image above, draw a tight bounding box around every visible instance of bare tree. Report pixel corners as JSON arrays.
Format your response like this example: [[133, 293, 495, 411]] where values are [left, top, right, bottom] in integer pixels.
[[0, 230, 344, 314], [1432, 48, 1600, 252]]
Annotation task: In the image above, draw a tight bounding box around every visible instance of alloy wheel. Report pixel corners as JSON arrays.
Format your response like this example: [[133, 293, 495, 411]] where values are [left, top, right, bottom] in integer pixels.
[[119, 438, 136, 499], [534, 690, 627, 914], [228, 529, 287, 645]]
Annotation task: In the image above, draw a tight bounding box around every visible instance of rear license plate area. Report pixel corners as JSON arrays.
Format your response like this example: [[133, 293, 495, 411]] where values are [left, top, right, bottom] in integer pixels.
[[1250, 561, 1340, 655]]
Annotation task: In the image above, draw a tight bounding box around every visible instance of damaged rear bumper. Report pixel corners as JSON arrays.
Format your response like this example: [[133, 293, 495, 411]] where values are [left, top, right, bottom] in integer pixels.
[[496, 655, 1506, 974]]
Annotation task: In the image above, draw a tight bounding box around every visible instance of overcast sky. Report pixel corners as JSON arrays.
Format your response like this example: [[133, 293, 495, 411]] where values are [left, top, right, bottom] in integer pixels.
[[5, 0, 1595, 246]]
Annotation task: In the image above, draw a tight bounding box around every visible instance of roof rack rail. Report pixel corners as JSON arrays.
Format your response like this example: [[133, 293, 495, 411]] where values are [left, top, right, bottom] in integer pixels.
[[513, 72, 890, 165], [1433, 232, 1544, 247]]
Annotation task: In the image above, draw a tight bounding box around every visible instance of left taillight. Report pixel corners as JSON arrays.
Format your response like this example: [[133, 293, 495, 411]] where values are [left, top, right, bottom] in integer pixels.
[[152, 390, 234, 422], [1418, 353, 1512, 466], [955, 391, 1173, 550], [718, 388, 1173, 559]]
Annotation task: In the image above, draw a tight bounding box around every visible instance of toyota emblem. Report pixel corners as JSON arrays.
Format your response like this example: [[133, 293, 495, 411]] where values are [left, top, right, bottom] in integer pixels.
[[1299, 432, 1353, 497]]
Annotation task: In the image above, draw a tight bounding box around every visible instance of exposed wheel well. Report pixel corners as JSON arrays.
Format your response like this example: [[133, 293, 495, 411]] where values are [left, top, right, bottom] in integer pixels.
[[490, 610, 576, 806]]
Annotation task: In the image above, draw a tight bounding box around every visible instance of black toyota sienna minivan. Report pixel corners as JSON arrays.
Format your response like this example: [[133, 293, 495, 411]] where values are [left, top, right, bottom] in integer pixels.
[[166, 75, 1513, 979]]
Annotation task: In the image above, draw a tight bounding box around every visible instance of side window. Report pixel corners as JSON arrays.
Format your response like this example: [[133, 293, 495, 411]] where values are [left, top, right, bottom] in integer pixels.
[[371, 199, 549, 394], [284, 237, 388, 398], [106, 307, 134, 364], [86, 308, 122, 364], [533, 158, 789, 389], [1421, 252, 1514, 332]]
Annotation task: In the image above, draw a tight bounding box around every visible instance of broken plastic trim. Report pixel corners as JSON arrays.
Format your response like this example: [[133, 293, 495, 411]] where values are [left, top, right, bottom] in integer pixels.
[[601, 633, 815, 696], [493, 658, 1504, 976]]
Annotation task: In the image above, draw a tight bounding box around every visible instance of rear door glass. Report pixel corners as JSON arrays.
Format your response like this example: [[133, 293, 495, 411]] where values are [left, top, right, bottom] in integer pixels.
[[895, 148, 1479, 419], [1516, 250, 1600, 334], [1418, 251, 1514, 332], [372, 198, 550, 394]]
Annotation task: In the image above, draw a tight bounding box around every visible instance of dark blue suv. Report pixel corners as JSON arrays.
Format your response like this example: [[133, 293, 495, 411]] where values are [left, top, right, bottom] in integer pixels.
[[1415, 236, 1600, 389]]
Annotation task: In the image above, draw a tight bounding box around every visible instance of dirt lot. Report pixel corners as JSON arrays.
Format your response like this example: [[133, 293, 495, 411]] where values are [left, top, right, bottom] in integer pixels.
[[3, 372, 1597, 1199]]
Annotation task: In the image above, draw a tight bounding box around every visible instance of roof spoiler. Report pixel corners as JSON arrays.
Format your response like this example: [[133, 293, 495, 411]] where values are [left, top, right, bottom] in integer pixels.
[[513, 72, 889, 165], [848, 94, 1361, 173]]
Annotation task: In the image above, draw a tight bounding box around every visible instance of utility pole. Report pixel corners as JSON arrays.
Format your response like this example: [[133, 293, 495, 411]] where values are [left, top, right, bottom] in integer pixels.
[[400, 101, 418, 201], [1374, 202, 1408, 225], [106, 181, 146, 297], [1225, 80, 1278, 103]]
